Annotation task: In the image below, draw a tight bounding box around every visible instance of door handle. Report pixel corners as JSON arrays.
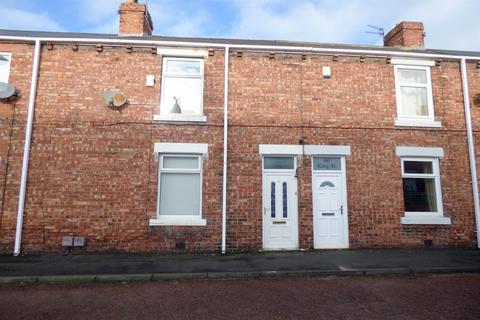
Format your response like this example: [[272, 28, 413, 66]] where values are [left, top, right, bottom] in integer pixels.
[[264, 207, 267, 216], [340, 205, 343, 215]]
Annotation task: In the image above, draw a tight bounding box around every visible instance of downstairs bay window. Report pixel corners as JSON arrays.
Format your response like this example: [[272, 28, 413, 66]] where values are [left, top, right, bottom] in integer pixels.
[[396, 146, 450, 225], [150, 143, 208, 226]]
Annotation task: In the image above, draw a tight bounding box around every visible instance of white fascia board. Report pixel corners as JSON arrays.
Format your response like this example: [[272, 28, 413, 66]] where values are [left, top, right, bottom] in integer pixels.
[[304, 145, 351, 156], [400, 216, 451, 225], [157, 47, 209, 57], [259, 144, 303, 155], [396, 146, 444, 158], [2, 35, 480, 61], [154, 142, 208, 154], [391, 58, 435, 67]]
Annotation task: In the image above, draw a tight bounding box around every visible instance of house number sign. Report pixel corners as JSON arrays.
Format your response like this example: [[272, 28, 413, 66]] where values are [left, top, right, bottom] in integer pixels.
[[313, 157, 341, 171]]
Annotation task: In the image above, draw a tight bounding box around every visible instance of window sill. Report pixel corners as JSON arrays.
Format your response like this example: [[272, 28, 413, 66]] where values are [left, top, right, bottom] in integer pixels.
[[395, 118, 442, 128], [400, 215, 451, 225], [149, 217, 207, 226], [153, 114, 207, 123]]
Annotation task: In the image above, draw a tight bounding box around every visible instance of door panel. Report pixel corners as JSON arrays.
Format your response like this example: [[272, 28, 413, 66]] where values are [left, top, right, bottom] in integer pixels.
[[313, 173, 348, 249], [263, 173, 298, 250]]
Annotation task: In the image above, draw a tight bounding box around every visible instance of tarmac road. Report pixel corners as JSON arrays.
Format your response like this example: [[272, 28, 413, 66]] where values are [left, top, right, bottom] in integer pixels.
[[0, 273, 479, 320]]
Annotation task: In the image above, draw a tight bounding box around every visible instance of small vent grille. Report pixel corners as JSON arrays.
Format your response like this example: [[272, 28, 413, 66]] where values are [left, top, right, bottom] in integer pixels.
[[175, 241, 186, 250]]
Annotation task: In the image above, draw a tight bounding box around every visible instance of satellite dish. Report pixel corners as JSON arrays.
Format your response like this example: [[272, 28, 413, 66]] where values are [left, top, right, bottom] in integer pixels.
[[102, 90, 127, 108], [0, 82, 17, 100]]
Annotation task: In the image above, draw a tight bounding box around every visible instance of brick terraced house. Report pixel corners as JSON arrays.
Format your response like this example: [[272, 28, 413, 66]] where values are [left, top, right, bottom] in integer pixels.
[[0, 0, 480, 254]]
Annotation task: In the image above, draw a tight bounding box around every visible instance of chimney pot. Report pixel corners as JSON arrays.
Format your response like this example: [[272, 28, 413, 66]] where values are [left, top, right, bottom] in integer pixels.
[[384, 21, 425, 48], [118, 0, 153, 37]]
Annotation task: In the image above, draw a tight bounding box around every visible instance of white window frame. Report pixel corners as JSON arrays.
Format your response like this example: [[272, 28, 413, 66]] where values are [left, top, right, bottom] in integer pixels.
[[397, 153, 450, 225], [401, 157, 443, 216], [150, 143, 208, 226], [156, 57, 206, 122], [394, 64, 440, 127], [0, 52, 12, 83]]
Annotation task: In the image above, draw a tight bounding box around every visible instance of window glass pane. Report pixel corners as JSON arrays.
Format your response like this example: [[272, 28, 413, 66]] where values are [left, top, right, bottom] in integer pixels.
[[271, 182, 276, 218], [403, 161, 433, 174], [398, 68, 427, 84], [166, 60, 201, 75], [320, 181, 335, 188], [161, 77, 202, 115], [400, 86, 429, 116], [264, 157, 294, 170], [0, 54, 10, 83], [160, 173, 200, 215], [403, 178, 437, 212], [313, 157, 341, 171], [163, 156, 198, 169], [282, 182, 288, 218]]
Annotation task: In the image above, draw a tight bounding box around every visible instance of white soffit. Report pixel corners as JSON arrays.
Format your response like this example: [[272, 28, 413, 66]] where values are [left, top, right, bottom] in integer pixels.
[[391, 58, 435, 67], [157, 47, 209, 57], [304, 145, 351, 156], [396, 146, 444, 158], [154, 142, 208, 154]]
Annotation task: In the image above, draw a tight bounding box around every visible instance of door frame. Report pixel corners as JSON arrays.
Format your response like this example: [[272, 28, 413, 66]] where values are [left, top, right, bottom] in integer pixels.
[[261, 156, 299, 250], [311, 156, 349, 249]]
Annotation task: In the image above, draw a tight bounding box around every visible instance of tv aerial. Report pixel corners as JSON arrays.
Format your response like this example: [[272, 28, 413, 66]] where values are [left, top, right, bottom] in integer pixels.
[[366, 25, 385, 37]]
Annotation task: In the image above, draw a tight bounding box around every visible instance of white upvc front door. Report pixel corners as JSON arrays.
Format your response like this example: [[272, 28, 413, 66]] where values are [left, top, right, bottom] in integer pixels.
[[312, 156, 349, 249], [262, 157, 298, 250]]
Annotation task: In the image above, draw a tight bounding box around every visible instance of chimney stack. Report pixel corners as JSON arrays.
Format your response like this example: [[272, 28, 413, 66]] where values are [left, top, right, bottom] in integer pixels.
[[118, 0, 153, 37], [384, 21, 425, 48]]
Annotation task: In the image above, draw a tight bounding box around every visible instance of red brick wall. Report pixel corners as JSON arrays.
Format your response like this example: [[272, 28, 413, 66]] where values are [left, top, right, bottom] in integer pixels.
[[227, 54, 476, 249], [0, 44, 478, 253], [0, 43, 35, 251], [0, 44, 225, 252]]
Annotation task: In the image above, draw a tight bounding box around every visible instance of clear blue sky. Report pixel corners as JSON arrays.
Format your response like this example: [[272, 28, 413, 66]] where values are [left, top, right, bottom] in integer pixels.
[[0, 0, 479, 51]]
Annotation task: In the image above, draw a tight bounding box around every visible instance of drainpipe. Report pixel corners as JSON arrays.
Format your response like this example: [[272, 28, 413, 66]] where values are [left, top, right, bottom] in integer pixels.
[[460, 58, 480, 248], [13, 39, 41, 256], [221, 46, 230, 254]]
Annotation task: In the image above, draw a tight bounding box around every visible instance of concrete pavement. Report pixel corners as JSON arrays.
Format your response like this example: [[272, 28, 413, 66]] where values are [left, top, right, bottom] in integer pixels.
[[0, 248, 479, 283]]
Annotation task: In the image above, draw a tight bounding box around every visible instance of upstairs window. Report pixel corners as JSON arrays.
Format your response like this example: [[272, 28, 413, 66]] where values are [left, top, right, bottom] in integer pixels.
[[0, 53, 11, 83], [394, 64, 439, 127], [160, 57, 204, 116]]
